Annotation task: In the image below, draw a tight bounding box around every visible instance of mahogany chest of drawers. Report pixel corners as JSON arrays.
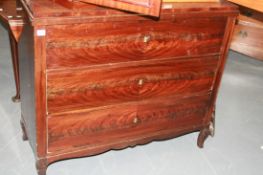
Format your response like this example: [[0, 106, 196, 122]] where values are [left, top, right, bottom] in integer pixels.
[[18, 0, 238, 174]]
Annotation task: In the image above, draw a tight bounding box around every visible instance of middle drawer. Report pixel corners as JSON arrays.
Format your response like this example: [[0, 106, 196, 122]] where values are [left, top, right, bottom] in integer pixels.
[[47, 56, 218, 114]]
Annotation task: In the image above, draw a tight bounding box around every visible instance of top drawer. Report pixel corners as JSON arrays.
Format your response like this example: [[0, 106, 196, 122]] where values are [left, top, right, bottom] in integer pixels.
[[46, 17, 227, 70]]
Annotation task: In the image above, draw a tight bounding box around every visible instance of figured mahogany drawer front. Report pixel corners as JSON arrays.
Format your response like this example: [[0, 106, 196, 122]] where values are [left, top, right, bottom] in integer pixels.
[[47, 56, 218, 114], [47, 95, 210, 154], [46, 17, 227, 69]]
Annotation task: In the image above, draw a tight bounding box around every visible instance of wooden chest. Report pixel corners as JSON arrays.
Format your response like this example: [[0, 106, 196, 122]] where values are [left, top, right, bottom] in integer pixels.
[[18, 0, 238, 175], [230, 6, 263, 60]]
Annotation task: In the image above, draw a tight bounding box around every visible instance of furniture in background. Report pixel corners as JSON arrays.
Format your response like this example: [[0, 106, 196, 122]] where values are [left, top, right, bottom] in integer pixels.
[[0, 0, 24, 102], [227, 0, 263, 13], [18, 0, 238, 175], [230, 5, 263, 61]]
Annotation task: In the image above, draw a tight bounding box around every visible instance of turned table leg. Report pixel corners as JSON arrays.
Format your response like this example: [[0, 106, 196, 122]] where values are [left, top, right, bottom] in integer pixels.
[[20, 119, 28, 141], [8, 31, 20, 102]]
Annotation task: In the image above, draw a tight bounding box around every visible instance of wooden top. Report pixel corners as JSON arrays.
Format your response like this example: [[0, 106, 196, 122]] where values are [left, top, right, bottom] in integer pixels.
[[227, 0, 263, 13], [20, 0, 238, 25], [70, 0, 162, 17]]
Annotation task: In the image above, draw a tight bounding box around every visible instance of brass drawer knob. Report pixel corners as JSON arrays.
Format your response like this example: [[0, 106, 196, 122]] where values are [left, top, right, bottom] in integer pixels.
[[133, 117, 139, 124], [143, 35, 151, 43], [138, 78, 145, 86], [16, 7, 23, 11]]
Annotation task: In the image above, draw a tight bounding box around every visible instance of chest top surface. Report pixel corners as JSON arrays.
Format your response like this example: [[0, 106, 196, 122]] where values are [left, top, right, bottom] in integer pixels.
[[20, 0, 238, 25]]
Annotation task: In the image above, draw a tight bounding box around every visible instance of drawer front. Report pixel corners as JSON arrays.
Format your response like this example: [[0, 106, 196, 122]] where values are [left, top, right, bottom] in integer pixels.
[[230, 18, 263, 60], [47, 56, 218, 114], [46, 17, 227, 69], [232, 23, 263, 46], [48, 95, 210, 154]]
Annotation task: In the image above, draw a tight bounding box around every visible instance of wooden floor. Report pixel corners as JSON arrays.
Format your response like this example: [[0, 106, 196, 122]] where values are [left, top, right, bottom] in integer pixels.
[[0, 24, 263, 175]]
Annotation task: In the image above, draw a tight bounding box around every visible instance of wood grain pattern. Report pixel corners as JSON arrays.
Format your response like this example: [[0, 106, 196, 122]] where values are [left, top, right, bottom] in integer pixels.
[[230, 7, 263, 60], [19, 0, 238, 26], [48, 94, 210, 153], [227, 0, 263, 13], [58, 0, 162, 17], [47, 56, 218, 113], [231, 21, 263, 60], [34, 25, 48, 159], [47, 124, 205, 164], [46, 18, 226, 69], [202, 17, 237, 127]]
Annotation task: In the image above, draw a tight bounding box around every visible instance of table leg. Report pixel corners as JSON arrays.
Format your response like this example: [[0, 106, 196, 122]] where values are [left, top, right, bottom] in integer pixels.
[[8, 31, 20, 102]]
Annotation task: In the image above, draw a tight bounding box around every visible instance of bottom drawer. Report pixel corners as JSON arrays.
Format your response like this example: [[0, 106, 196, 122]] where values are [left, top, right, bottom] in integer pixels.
[[47, 94, 211, 154]]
